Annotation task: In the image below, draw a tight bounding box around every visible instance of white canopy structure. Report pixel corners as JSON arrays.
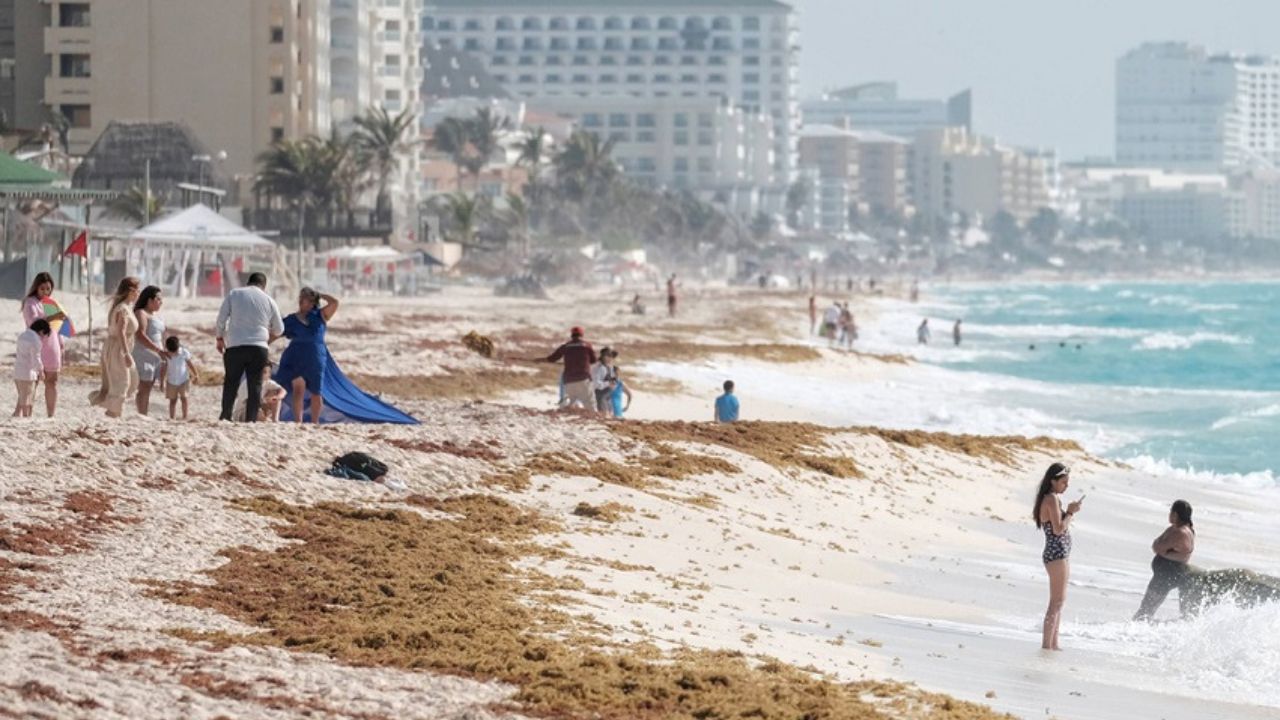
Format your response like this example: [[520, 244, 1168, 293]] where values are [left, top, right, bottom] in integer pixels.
[[128, 204, 276, 297], [316, 245, 415, 295]]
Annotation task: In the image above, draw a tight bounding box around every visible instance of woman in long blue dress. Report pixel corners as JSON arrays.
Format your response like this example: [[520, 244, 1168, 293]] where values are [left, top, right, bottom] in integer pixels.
[[273, 287, 417, 425]]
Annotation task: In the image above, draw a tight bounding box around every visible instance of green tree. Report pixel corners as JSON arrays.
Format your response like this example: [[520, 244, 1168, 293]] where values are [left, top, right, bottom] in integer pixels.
[[428, 192, 491, 248], [254, 137, 349, 251], [516, 127, 548, 182], [430, 117, 470, 191], [460, 108, 512, 191], [104, 187, 164, 226], [987, 210, 1023, 252], [352, 106, 418, 216], [750, 212, 773, 242], [1028, 207, 1061, 246]]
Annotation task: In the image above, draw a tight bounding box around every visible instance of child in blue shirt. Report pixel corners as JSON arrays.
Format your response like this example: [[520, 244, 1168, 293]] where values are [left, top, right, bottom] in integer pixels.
[[714, 380, 739, 423]]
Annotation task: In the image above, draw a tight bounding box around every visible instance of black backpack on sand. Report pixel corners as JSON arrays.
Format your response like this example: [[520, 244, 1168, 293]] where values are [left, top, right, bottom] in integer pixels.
[[332, 452, 388, 481]]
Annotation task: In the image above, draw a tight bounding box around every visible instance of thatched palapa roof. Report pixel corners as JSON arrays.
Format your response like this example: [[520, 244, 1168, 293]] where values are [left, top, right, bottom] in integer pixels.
[[73, 121, 228, 196]]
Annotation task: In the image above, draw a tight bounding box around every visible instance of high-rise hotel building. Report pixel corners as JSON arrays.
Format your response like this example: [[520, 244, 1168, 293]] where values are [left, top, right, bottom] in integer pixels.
[[420, 0, 800, 208], [1117, 42, 1280, 172], [12, 0, 332, 188]]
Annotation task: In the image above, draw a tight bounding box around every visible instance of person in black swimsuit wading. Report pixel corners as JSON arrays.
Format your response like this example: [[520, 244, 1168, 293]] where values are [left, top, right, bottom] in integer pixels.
[[1033, 462, 1085, 651]]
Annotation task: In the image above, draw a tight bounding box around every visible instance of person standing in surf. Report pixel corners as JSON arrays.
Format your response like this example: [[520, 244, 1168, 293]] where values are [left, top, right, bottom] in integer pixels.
[[1133, 500, 1195, 621], [1034, 462, 1083, 650]]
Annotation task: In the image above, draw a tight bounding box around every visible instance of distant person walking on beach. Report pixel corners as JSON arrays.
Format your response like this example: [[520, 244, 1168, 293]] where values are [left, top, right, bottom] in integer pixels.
[[821, 301, 841, 343], [808, 294, 817, 335], [21, 272, 65, 417], [1034, 462, 1084, 650], [839, 303, 857, 348], [714, 380, 739, 423], [631, 294, 646, 315], [953, 319, 963, 347], [540, 326, 597, 411], [132, 286, 170, 416], [89, 277, 142, 419], [910, 280, 920, 303], [917, 318, 931, 345], [13, 319, 50, 417], [1134, 500, 1195, 621], [667, 274, 679, 317], [216, 272, 284, 423]]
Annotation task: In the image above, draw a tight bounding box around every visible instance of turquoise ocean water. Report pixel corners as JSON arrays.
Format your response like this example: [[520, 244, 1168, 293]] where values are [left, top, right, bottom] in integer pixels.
[[922, 281, 1280, 478]]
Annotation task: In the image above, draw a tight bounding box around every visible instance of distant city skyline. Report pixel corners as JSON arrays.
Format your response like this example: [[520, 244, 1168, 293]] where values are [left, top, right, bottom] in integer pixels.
[[797, 0, 1280, 160]]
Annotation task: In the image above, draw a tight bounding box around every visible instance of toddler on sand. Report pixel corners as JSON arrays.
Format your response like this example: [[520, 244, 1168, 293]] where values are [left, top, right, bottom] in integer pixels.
[[164, 336, 199, 420], [13, 319, 51, 417]]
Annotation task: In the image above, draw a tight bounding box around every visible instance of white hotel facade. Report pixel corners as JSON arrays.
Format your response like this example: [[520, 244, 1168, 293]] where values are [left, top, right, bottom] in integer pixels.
[[331, 0, 424, 235], [1117, 42, 1280, 173], [420, 0, 799, 214]]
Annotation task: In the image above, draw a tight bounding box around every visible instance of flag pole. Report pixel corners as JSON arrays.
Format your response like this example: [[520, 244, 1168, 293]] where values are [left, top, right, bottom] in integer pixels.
[[84, 206, 93, 363]]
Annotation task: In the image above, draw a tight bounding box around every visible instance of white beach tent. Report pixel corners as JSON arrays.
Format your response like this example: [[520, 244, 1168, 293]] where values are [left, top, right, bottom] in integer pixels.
[[128, 203, 276, 297], [317, 244, 415, 295]]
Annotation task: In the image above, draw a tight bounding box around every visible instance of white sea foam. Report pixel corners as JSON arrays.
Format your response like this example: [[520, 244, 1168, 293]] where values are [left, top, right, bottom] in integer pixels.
[[1132, 331, 1253, 352], [1210, 403, 1280, 431], [1119, 455, 1278, 489]]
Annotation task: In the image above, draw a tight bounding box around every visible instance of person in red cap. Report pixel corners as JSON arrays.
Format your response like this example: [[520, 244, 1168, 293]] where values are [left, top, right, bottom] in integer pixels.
[[540, 326, 597, 411]]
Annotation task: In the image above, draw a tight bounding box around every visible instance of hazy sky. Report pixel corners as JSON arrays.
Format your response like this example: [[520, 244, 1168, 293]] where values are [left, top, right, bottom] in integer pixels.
[[798, 0, 1280, 160]]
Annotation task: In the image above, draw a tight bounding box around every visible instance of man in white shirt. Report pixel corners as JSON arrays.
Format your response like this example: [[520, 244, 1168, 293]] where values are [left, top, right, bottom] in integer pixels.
[[215, 272, 284, 422]]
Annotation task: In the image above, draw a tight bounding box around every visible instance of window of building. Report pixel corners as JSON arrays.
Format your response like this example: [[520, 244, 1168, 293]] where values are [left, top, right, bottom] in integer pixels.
[[609, 113, 630, 127], [744, 56, 760, 66], [270, 26, 285, 43], [463, 19, 482, 30], [708, 56, 725, 66], [697, 113, 713, 128], [583, 113, 602, 127], [385, 89, 401, 101], [59, 54, 91, 78], [654, 56, 671, 66], [271, 127, 285, 143], [626, 73, 645, 83], [496, 17, 514, 30], [573, 74, 591, 84], [604, 37, 624, 51], [743, 38, 760, 50], [572, 56, 590, 66], [658, 16, 678, 30], [708, 73, 726, 84], [600, 56, 617, 66], [577, 37, 597, 50], [491, 56, 509, 66], [604, 16, 624, 30], [674, 157, 689, 172], [626, 55, 644, 66], [270, 76, 285, 94], [437, 19, 453, 31], [744, 73, 759, 84], [712, 38, 733, 51], [59, 3, 90, 27], [609, 131, 629, 143], [549, 17, 568, 30], [545, 56, 562, 66], [680, 74, 697, 83], [523, 38, 541, 50], [518, 74, 536, 83], [743, 90, 760, 102], [654, 74, 672, 84], [518, 56, 536, 66], [422, 17, 435, 30], [636, 113, 656, 128], [697, 131, 713, 146], [631, 17, 651, 30], [637, 131, 656, 143], [743, 16, 761, 31], [600, 74, 618, 83], [464, 38, 481, 51], [576, 17, 595, 30], [637, 157, 656, 171], [545, 74, 562, 83], [680, 56, 697, 66], [492, 74, 509, 83], [658, 38, 679, 51], [712, 16, 732, 30], [522, 17, 541, 30], [674, 113, 689, 128], [698, 157, 713, 173], [550, 38, 570, 50]]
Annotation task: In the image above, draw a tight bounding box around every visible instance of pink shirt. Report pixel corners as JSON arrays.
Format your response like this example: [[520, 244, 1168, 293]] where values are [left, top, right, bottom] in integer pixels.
[[14, 329, 43, 381], [21, 296, 63, 372]]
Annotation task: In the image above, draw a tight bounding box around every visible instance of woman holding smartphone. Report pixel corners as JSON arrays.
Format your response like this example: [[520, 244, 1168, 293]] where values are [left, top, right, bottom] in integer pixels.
[[1034, 462, 1084, 650]]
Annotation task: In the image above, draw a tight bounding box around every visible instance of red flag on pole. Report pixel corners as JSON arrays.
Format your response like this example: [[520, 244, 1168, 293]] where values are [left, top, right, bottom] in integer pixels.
[[387, 262, 396, 273], [362, 264, 373, 276], [327, 257, 338, 272], [232, 257, 244, 273], [64, 230, 88, 258]]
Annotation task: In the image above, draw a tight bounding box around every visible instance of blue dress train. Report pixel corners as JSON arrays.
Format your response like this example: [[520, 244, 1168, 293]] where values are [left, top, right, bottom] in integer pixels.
[[274, 307, 417, 424]]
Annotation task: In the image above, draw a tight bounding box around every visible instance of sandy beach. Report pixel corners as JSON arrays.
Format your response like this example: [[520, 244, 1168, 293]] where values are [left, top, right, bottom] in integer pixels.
[[0, 283, 1275, 719]]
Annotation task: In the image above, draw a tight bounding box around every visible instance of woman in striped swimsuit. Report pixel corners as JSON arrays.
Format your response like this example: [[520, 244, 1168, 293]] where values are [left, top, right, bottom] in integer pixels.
[[1034, 462, 1084, 651]]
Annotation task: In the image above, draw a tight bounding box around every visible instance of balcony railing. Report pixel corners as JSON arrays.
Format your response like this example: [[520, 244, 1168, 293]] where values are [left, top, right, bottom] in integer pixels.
[[243, 207, 394, 239]]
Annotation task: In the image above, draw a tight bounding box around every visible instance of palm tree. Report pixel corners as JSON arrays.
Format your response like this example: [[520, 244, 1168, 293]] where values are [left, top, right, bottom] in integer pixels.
[[428, 192, 491, 248], [498, 193, 530, 256], [553, 131, 619, 204], [254, 137, 347, 251], [430, 117, 470, 191], [104, 187, 163, 226], [462, 107, 512, 190], [352, 106, 418, 217], [516, 126, 548, 183]]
